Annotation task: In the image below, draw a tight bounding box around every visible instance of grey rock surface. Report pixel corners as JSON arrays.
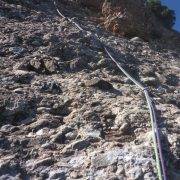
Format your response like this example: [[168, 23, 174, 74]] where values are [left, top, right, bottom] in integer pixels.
[[0, 0, 179, 179]]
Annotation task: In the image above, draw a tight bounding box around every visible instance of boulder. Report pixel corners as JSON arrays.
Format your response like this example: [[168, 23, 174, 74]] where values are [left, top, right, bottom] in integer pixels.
[[50, 125, 73, 144], [91, 148, 123, 169], [1, 95, 36, 126], [102, 0, 160, 39], [85, 78, 114, 91]]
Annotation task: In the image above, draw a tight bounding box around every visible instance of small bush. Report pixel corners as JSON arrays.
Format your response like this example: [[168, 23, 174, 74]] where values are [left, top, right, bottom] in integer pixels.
[[147, 0, 176, 29]]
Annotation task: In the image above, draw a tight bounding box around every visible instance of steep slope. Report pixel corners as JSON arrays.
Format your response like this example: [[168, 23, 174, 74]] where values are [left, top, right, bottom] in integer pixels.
[[0, 0, 180, 179]]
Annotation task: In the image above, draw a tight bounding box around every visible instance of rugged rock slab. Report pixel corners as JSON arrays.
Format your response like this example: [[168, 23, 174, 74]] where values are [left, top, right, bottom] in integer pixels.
[[0, 0, 179, 179]]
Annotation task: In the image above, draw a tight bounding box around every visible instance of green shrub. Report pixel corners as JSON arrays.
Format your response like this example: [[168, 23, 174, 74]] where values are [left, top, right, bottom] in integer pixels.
[[147, 0, 176, 29]]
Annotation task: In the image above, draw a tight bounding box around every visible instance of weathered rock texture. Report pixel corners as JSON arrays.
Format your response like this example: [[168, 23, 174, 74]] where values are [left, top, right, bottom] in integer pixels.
[[0, 0, 180, 179], [74, 0, 180, 50], [102, 0, 157, 37]]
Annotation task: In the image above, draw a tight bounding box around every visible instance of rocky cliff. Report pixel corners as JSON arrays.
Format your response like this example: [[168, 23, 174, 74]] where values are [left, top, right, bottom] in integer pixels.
[[0, 0, 180, 179], [76, 0, 180, 50]]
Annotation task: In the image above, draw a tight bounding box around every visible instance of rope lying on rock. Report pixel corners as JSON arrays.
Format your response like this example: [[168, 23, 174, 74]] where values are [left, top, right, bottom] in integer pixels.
[[52, 1, 167, 179]]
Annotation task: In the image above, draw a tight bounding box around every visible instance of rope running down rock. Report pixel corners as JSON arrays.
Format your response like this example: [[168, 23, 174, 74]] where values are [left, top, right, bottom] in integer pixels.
[[52, 1, 167, 179]]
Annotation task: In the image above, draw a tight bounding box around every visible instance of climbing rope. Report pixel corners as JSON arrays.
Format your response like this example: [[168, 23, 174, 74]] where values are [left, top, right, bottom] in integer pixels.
[[52, 1, 167, 179]]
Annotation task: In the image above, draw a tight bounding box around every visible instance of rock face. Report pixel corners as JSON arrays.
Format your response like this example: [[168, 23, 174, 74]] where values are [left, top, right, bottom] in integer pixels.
[[0, 0, 180, 179], [74, 0, 159, 38], [102, 0, 160, 39], [101, 0, 180, 49], [74, 0, 180, 49]]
